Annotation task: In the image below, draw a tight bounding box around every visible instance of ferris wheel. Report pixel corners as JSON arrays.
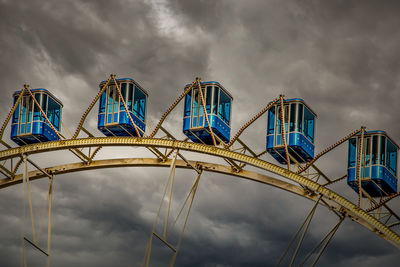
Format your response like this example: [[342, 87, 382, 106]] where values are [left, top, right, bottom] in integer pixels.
[[0, 74, 399, 266]]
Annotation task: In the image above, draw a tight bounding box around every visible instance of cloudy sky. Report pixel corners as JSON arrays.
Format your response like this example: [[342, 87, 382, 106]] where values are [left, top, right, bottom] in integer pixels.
[[1, 0, 400, 266]]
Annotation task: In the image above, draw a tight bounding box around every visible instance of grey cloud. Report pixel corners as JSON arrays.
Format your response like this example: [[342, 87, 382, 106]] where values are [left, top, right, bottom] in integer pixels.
[[1, 0, 400, 266]]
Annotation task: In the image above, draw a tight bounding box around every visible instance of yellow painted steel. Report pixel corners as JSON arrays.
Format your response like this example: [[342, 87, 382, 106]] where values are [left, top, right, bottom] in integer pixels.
[[0, 87, 26, 141], [1, 158, 310, 199], [0, 136, 399, 248], [196, 78, 217, 146]]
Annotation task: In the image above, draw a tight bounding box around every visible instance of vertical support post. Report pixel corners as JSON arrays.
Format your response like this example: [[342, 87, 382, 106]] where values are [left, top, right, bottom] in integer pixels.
[[144, 152, 202, 267], [143, 149, 178, 267], [21, 154, 27, 267], [23, 154, 37, 244], [279, 95, 290, 170], [164, 150, 178, 239], [169, 170, 202, 267], [357, 127, 365, 207], [47, 175, 54, 267], [311, 217, 344, 267], [289, 198, 319, 267], [277, 196, 321, 267]]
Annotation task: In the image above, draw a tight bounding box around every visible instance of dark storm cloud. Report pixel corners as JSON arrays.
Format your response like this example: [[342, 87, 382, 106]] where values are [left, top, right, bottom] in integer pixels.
[[170, 0, 400, 132], [1, 0, 400, 266], [0, 0, 210, 130]]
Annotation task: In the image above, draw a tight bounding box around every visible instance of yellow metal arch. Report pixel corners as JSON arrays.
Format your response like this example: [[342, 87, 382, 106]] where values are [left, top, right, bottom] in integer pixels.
[[0, 136, 399, 248], [0, 158, 311, 198]]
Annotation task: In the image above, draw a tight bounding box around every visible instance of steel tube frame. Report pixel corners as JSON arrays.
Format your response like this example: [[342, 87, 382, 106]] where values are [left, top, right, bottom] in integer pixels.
[[0, 137, 399, 248]]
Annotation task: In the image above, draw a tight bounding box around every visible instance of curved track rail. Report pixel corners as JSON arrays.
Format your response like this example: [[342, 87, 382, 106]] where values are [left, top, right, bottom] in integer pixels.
[[1, 136, 399, 248]]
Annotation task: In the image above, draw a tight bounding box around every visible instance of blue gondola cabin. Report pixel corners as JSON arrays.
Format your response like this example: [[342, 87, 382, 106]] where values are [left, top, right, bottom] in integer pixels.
[[10, 89, 63, 146], [98, 78, 148, 137], [266, 98, 316, 164], [347, 131, 398, 197], [183, 81, 232, 145]]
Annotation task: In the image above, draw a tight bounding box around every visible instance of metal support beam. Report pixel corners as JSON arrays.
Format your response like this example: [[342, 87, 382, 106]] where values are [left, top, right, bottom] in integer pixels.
[[226, 95, 280, 148], [311, 216, 344, 266], [169, 171, 202, 267], [0, 87, 26, 141], [196, 77, 217, 146], [23, 154, 37, 244], [152, 232, 177, 252], [289, 197, 320, 267], [0, 164, 13, 179], [164, 150, 178, 239], [237, 138, 258, 157], [323, 174, 347, 186], [299, 216, 345, 266], [144, 153, 203, 267], [0, 138, 399, 248], [25, 85, 63, 141], [47, 175, 53, 267], [23, 237, 49, 256], [277, 196, 321, 266], [150, 80, 197, 138], [144, 150, 179, 267], [297, 128, 361, 174], [81, 127, 95, 137], [73, 76, 112, 139], [357, 127, 366, 207], [279, 95, 291, 171], [26, 159, 52, 179]]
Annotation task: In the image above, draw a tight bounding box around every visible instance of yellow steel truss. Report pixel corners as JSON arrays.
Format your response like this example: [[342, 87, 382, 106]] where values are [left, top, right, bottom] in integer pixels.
[[0, 136, 399, 248]]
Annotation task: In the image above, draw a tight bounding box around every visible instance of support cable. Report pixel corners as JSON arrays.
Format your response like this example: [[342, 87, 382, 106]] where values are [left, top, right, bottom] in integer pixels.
[[112, 75, 142, 137], [311, 217, 344, 267], [299, 216, 345, 267], [169, 171, 202, 267], [60, 121, 73, 139], [47, 175, 53, 267], [167, 169, 202, 237], [289, 198, 319, 267], [28, 85, 91, 163], [25, 85, 63, 141], [72, 77, 112, 139], [367, 192, 400, 212], [143, 149, 178, 267], [0, 87, 26, 141], [150, 80, 197, 138], [279, 95, 291, 171], [297, 128, 362, 174], [196, 77, 217, 146], [323, 174, 347, 186], [164, 150, 178, 239], [23, 237, 48, 256], [23, 155, 37, 244], [357, 127, 366, 207], [112, 75, 166, 161], [226, 96, 281, 149], [277, 196, 321, 267], [21, 154, 27, 267]]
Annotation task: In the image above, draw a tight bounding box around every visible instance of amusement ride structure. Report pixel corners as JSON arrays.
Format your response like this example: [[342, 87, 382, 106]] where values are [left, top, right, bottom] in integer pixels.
[[0, 74, 399, 266]]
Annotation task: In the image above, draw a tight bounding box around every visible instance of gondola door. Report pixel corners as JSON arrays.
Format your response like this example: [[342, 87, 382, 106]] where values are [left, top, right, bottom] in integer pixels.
[[18, 95, 33, 135], [105, 84, 119, 125], [360, 136, 371, 178], [191, 88, 205, 128], [275, 105, 289, 146]]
